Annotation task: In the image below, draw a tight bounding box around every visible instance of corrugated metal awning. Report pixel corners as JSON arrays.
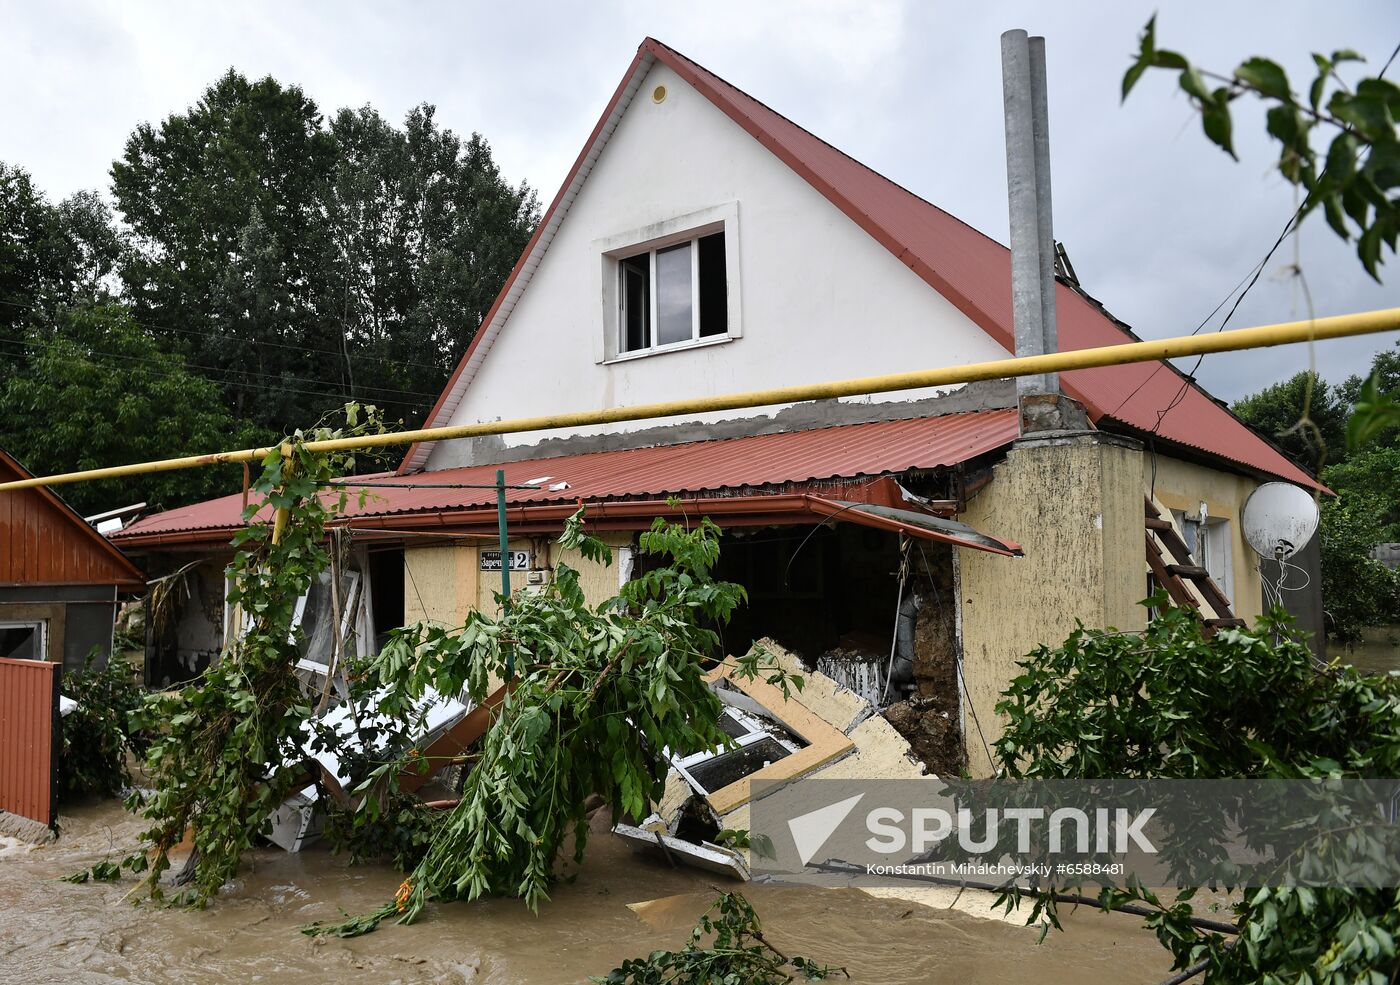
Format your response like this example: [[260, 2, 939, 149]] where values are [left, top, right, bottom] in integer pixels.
[[116, 410, 1021, 547]]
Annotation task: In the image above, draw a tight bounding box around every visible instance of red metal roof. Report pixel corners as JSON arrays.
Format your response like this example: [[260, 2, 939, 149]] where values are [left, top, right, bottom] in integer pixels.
[[0, 449, 145, 587], [402, 38, 1319, 490], [115, 410, 1019, 544]]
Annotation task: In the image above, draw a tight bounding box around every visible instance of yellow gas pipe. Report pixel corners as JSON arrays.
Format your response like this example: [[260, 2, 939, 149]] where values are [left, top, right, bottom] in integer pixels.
[[0, 306, 1396, 494]]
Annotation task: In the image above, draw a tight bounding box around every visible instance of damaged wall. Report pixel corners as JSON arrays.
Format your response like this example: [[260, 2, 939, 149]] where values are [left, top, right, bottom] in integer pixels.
[[957, 432, 1146, 777], [882, 541, 965, 776]]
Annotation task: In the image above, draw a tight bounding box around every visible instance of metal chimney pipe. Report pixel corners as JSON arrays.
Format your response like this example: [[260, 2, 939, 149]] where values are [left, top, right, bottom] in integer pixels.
[[1000, 29, 1055, 397], [1027, 36, 1059, 393]]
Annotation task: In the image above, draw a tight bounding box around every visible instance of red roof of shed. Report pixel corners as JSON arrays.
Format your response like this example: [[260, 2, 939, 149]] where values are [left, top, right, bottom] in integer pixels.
[[115, 410, 1019, 545], [0, 449, 144, 587], [402, 38, 1319, 490]]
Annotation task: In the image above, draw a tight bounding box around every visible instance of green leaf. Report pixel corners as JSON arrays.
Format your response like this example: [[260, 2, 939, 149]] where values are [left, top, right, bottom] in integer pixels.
[[1235, 57, 1290, 100], [1202, 100, 1237, 159]]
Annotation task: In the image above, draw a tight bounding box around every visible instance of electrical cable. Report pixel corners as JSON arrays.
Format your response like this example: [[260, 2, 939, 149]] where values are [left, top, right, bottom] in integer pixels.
[[0, 323, 441, 402], [0, 294, 457, 375], [0, 337, 426, 413], [879, 537, 911, 705]]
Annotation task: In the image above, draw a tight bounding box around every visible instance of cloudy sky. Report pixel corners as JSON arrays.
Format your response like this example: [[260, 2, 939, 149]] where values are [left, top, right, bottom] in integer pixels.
[[3, 1, 1397, 401]]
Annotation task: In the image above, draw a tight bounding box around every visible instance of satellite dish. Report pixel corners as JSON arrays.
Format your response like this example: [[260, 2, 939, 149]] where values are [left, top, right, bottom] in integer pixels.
[[1242, 482, 1319, 561]]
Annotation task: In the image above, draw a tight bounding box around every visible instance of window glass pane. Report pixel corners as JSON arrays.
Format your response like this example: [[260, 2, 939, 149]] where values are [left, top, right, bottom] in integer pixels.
[[655, 242, 693, 346], [0, 623, 40, 660], [620, 254, 650, 352], [698, 232, 727, 337]]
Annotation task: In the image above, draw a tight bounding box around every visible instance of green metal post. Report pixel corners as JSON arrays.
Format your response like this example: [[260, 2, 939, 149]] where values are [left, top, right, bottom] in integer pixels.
[[496, 468, 514, 678]]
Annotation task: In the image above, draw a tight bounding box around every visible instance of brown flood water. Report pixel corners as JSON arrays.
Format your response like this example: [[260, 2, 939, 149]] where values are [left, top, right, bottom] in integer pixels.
[[0, 801, 1175, 984]]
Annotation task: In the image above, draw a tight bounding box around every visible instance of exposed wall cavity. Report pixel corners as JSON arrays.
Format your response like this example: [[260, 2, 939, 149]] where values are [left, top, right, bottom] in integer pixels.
[[704, 523, 965, 775]]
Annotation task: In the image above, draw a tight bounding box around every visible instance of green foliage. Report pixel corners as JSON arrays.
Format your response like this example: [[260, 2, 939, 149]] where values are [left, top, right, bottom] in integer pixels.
[[1232, 371, 1348, 472], [111, 70, 537, 431], [590, 892, 846, 984], [305, 509, 800, 936], [58, 651, 149, 801], [996, 599, 1400, 780], [0, 162, 119, 323], [1124, 17, 1400, 280], [994, 601, 1400, 982], [104, 407, 386, 906], [322, 790, 440, 872], [0, 301, 239, 514], [1318, 493, 1399, 647]]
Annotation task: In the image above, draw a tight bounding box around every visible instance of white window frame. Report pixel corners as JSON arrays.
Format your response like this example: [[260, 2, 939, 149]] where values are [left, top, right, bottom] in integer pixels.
[[0, 619, 48, 661], [1171, 508, 1235, 602], [669, 705, 802, 796], [595, 202, 741, 364]]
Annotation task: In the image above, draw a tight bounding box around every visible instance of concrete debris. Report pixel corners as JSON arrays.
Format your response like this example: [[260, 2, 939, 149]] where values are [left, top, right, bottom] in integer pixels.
[[613, 638, 928, 878]]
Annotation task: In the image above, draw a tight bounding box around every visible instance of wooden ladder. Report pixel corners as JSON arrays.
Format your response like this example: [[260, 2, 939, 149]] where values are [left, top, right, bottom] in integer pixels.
[[1144, 495, 1245, 633]]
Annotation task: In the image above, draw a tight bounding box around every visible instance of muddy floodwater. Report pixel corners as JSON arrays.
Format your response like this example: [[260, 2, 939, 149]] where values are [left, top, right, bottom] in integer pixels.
[[0, 801, 1177, 984]]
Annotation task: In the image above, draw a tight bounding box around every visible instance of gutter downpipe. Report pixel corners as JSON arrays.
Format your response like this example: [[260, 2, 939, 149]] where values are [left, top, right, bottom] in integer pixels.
[[0, 308, 1397, 495]]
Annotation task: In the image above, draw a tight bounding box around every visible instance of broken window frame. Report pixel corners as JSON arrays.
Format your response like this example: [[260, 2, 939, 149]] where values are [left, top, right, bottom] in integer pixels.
[[670, 704, 804, 796], [0, 619, 47, 661], [289, 568, 362, 682]]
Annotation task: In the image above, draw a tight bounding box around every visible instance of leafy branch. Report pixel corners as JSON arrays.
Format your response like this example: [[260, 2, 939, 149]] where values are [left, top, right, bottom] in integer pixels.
[[590, 892, 847, 984], [305, 509, 804, 936], [1124, 15, 1399, 280], [992, 598, 1400, 983], [73, 405, 389, 904]]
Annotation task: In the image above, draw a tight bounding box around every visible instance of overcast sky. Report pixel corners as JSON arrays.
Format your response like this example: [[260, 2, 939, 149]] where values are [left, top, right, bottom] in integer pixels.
[[3, 1, 1397, 401]]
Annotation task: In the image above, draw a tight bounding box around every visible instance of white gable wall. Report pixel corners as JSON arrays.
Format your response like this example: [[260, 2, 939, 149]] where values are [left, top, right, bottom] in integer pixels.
[[425, 62, 1009, 470]]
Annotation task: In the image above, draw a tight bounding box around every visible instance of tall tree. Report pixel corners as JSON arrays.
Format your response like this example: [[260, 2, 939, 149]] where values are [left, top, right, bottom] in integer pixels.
[[111, 72, 537, 436], [325, 104, 538, 412], [112, 70, 340, 436], [0, 163, 121, 331]]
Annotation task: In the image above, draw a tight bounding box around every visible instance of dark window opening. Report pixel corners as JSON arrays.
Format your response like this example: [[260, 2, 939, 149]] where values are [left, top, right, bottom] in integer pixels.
[[369, 547, 405, 650], [711, 525, 898, 660], [0, 623, 42, 660], [698, 232, 727, 337], [620, 253, 650, 352]]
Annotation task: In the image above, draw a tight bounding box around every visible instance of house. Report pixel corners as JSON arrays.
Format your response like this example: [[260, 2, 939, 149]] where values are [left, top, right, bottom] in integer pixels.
[[112, 39, 1324, 776], [0, 449, 145, 672]]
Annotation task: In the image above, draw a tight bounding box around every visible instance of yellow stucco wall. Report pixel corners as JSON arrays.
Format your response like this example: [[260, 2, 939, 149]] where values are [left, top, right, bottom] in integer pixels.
[[1146, 455, 1264, 620], [555, 532, 636, 608], [399, 532, 638, 626], [403, 543, 480, 626], [957, 433, 1147, 777]]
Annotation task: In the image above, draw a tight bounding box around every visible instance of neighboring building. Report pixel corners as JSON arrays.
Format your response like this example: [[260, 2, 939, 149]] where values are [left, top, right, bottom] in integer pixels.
[[0, 449, 145, 672], [113, 39, 1324, 775]]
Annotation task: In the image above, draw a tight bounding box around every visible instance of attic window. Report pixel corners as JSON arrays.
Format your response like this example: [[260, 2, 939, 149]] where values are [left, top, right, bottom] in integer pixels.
[[618, 232, 728, 354]]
